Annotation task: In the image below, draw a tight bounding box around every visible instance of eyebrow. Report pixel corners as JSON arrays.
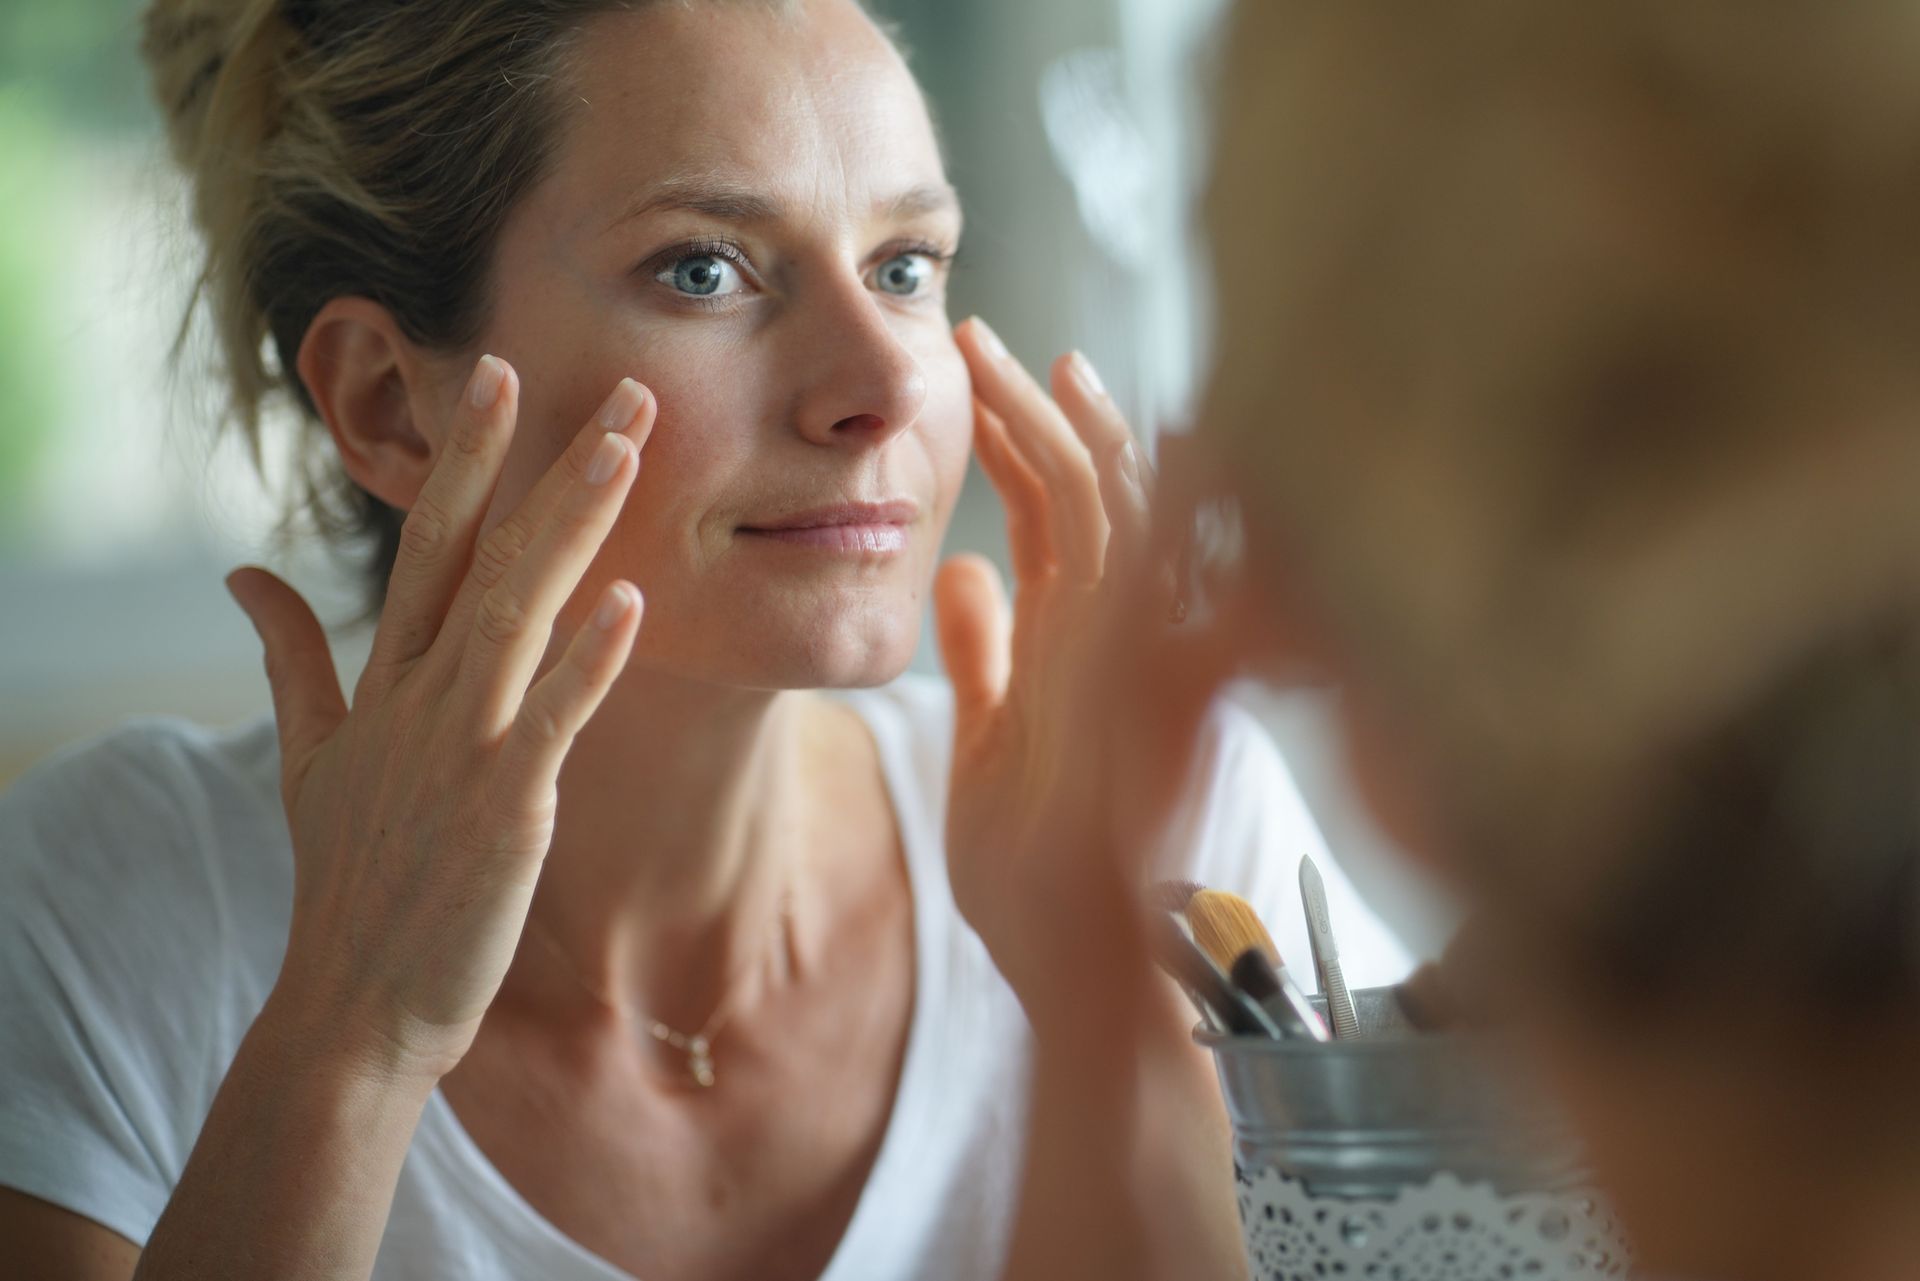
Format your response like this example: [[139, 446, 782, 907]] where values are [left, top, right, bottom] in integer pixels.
[[603, 177, 961, 234]]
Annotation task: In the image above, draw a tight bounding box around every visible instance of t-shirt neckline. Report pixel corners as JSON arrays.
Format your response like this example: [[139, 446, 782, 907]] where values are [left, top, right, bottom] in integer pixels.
[[417, 688, 941, 1281]]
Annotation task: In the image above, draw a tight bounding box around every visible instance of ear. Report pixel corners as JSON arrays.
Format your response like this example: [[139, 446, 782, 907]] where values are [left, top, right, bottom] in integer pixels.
[[295, 297, 446, 511]]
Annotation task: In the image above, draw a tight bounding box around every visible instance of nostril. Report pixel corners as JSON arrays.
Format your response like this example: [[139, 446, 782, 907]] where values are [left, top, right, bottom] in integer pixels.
[[833, 413, 889, 434]]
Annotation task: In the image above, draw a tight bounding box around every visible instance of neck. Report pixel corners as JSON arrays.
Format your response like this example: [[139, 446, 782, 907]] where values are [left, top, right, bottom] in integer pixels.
[[505, 663, 833, 1034]]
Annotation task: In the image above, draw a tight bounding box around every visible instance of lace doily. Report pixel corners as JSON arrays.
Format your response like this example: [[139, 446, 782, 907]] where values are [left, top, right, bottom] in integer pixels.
[[1235, 1164, 1632, 1280]]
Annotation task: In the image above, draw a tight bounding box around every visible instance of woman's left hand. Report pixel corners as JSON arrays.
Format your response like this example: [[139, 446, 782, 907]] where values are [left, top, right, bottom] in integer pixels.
[[942, 317, 1252, 1281], [937, 316, 1218, 1032]]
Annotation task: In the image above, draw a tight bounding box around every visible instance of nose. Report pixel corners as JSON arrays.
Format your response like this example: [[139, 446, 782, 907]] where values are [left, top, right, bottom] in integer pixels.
[[787, 278, 929, 449]]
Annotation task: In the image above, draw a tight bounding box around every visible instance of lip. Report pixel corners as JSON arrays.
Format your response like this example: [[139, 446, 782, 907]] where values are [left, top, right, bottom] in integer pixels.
[[737, 500, 918, 556], [740, 500, 920, 532]]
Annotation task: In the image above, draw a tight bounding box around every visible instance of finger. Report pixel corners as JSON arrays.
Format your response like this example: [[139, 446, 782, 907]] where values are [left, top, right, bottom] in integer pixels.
[[971, 399, 1054, 587], [366, 354, 519, 685], [226, 566, 348, 787], [453, 381, 652, 728], [956, 317, 1109, 584], [495, 580, 643, 792], [933, 554, 1013, 748], [441, 378, 654, 642], [1049, 351, 1151, 570]]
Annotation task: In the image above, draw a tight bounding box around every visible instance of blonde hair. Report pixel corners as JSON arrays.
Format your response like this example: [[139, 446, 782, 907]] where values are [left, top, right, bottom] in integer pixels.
[[1202, 0, 1920, 1017], [140, 0, 812, 616]]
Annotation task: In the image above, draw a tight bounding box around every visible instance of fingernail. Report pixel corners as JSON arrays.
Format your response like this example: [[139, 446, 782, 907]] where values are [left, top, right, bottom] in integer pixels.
[[467, 355, 506, 409], [597, 378, 645, 431], [585, 431, 631, 485], [1118, 440, 1144, 491], [970, 317, 1009, 361], [1071, 351, 1107, 400], [593, 582, 636, 630]]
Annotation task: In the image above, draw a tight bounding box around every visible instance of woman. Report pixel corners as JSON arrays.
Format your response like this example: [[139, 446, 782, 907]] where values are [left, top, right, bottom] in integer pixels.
[[1189, 1, 1920, 1277], [0, 0, 1405, 1279]]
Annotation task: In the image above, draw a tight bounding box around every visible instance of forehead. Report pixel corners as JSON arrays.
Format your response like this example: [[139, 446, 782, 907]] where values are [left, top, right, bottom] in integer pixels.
[[549, 0, 948, 231]]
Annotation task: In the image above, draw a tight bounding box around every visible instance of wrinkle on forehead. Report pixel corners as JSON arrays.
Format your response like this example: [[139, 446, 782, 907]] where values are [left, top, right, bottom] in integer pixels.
[[601, 175, 960, 237], [550, 0, 946, 240]]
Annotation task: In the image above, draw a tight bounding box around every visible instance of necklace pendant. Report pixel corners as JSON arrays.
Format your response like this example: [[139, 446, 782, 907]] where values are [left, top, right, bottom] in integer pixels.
[[688, 1035, 714, 1088]]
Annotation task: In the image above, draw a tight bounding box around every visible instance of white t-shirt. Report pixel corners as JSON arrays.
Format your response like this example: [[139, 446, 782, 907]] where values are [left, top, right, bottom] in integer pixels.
[[0, 675, 1409, 1280]]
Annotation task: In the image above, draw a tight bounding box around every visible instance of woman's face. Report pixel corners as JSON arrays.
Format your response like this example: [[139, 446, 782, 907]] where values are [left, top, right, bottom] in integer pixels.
[[469, 0, 969, 690]]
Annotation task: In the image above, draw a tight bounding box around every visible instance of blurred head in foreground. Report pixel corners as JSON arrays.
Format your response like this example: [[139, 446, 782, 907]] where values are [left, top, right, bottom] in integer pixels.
[[1202, 2, 1920, 1275]]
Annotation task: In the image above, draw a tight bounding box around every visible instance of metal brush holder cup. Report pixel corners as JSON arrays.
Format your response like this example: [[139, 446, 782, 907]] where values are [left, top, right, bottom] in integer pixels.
[[1199, 987, 1633, 1280]]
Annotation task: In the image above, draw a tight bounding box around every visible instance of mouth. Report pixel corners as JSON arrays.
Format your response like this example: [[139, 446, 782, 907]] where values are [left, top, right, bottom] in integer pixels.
[[736, 500, 918, 556]]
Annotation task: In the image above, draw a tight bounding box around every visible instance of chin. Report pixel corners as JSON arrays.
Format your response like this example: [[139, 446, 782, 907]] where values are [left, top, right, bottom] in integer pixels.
[[768, 606, 924, 690], [639, 590, 925, 691]]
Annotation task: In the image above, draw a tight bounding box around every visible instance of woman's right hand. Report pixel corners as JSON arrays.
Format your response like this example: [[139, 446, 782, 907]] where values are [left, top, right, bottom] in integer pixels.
[[224, 356, 654, 1087]]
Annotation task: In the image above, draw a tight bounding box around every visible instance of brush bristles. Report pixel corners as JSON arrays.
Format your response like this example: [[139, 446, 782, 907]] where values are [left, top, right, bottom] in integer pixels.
[[1185, 889, 1280, 973]]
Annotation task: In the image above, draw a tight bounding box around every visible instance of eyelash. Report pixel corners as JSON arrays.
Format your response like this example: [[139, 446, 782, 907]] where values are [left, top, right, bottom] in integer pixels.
[[638, 237, 960, 310]]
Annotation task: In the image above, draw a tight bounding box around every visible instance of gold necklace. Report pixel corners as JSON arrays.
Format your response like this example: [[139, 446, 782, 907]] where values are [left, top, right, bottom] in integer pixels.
[[522, 888, 794, 1089]]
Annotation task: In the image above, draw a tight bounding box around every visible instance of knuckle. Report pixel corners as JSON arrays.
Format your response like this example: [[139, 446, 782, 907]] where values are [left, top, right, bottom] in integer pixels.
[[397, 498, 454, 563], [551, 489, 603, 541], [466, 782, 555, 857], [554, 434, 596, 486], [470, 517, 531, 591], [472, 583, 533, 648], [518, 693, 569, 747]]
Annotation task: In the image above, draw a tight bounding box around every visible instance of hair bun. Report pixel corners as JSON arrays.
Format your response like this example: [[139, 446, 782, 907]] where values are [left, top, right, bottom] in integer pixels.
[[140, 0, 292, 169]]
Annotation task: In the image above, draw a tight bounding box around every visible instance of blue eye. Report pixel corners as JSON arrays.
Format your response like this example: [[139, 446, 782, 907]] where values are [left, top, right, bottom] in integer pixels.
[[657, 253, 743, 298], [873, 253, 933, 297]]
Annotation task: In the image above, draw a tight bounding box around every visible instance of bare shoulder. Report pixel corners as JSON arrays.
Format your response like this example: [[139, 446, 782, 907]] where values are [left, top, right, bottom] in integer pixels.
[[0, 1187, 140, 1281]]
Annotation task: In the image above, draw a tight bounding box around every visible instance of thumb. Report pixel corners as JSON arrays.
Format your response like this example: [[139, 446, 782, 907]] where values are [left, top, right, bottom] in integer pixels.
[[934, 554, 1012, 743], [226, 566, 348, 784]]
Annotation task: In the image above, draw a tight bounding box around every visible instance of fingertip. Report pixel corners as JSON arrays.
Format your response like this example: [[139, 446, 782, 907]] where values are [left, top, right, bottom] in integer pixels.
[[225, 565, 271, 615], [933, 556, 1010, 707], [957, 315, 1010, 365], [591, 579, 642, 632], [935, 551, 1004, 601], [1048, 352, 1078, 401], [632, 383, 659, 449]]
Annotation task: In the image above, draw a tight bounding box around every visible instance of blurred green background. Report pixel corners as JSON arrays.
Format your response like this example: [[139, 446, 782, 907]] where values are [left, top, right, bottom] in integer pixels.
[[0, 0, 1449, 956], [0, 0, 151, 551]]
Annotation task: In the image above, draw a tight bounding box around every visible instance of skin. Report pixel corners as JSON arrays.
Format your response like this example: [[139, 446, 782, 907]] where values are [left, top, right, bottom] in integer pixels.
[[293, 3, 969, 1279], [2, 3, 1247, 1277]]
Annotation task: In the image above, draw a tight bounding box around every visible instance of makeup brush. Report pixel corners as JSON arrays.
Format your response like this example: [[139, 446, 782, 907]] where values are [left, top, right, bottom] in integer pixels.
[[1184, 888, 1280, 971], [1156, 910, 1228, 1033], [1228, 948, 1331, 1042], [1183, 889, 1330, 1041], [1148, 911, 1282, 1039], [1146, 878, 1207, 1026]]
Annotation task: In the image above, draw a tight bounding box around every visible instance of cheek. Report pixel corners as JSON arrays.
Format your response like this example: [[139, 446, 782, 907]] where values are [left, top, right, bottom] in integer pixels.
[[486, 322, 767, 529], [916, 343, 974, 519], [621, 329, 802, 540]]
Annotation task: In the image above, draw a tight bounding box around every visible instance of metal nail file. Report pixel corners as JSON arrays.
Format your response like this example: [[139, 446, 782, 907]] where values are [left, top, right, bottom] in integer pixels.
[[1299, 855, 1362, 1040]]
